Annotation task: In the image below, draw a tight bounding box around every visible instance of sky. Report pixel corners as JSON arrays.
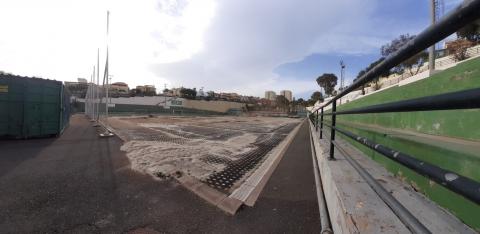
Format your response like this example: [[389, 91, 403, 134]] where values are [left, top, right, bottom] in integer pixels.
[[0, 0, 463, 99]]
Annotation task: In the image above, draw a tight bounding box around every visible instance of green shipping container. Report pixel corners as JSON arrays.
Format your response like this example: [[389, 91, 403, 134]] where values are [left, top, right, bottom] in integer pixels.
[[0, 74, 70, 139]]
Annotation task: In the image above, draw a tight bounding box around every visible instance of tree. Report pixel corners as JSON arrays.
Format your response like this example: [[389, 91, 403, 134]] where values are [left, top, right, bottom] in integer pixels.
[[457, 22, 480, 43], [447, 39, 475, 61], [381, 34, 426, 75], [305, 91, 324, 106], [403, 51, 428, 76], [381, 34, 414, 57], [180, 88, 197, 99], [354, 70, 367, 95], [207, 91, 215, 97], [310, 91, 324, 103], [316, 73, 337, 96], [296, 98, 305, 106], [355, 57, 390, 92]]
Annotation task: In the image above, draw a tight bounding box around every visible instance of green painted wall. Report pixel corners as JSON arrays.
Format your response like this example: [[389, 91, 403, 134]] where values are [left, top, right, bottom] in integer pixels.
[[336, 124, 480, 230], [325, 57, 480, 230], [337, 57, 480, 140]]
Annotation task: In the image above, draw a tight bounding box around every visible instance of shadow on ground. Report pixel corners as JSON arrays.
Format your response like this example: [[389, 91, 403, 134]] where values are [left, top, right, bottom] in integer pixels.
[[0, 115, 319, 233]]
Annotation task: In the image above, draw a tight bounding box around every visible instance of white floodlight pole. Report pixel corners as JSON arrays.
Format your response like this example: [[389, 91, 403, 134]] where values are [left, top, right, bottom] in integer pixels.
[[91, 66, 96, 121], [100, 10, 114, 137], [96, 48, 100, 123], [106, 11, 110, 122], [90, 73, 93, 118], [429, 0, 436, 73], [339, 60, 345, 105], [84, 86, 87, 116], [88, 74, 92, 118]]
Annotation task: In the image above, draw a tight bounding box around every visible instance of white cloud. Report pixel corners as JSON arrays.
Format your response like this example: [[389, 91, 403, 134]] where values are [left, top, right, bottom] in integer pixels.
[[151, 0, 386, 97], [1, 0, 405, 98], [0, 0, 215, 89]]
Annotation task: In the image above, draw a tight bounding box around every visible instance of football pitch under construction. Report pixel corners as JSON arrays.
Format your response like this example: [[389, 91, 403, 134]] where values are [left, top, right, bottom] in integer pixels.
[[107, 116, 302, 194]]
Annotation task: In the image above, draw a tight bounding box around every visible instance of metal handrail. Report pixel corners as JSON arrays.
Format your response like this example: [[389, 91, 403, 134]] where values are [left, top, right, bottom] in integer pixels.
[[324, 87, 480, 115], [307, 0, 480, 223]]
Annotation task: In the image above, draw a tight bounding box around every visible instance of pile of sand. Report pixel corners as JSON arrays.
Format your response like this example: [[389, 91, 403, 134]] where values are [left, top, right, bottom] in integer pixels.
[[120, 130, 259, 180]]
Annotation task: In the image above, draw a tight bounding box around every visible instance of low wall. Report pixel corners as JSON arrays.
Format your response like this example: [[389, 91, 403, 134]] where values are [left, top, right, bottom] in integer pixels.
[[77, 96, 246, 114], [183, 99, 246, 113], [308, 120, 476, 233]]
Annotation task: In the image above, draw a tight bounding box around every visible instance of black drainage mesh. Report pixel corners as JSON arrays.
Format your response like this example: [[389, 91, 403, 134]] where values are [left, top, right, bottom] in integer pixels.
[[179, 126, 243, 141], [203, 134, 285, 191], [119, 129, 189, 144]]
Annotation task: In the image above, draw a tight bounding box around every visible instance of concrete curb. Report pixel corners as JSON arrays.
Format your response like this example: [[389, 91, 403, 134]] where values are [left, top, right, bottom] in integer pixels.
[[175, 175, 242, 215]]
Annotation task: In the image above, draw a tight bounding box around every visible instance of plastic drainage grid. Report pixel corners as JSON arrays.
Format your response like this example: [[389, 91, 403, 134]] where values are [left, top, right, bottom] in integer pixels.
[[203, 133, 287, 192], [120, 129, 189, 145], [121, 121, 298, 192], [150, 126, 204, 140], [179, 125, 244, 141]]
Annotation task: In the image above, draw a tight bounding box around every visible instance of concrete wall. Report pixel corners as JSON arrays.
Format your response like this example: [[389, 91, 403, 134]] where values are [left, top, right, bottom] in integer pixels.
[[100, 96, 184, 106], [77, 96, 246, 113], [183, 99, 246, 113]]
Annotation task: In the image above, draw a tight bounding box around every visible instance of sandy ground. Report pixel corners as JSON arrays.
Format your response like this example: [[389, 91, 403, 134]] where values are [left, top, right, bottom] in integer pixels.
[[108, 116, 301, 191]]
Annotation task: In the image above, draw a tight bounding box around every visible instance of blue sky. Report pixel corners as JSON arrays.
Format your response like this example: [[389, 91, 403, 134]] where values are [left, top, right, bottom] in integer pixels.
[[274, 0, 461, 99], [0, 0, 463, 99]]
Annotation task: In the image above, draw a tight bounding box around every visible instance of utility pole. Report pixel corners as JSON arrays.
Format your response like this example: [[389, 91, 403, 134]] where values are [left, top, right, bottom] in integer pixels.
[[429, 0, 436, 73]]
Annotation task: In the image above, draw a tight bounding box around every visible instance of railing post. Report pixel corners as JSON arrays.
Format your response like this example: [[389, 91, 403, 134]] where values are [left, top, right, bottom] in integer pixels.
[[315, 110, 319, 131], [320, 107, 324, 139], [329, 100, 336, 160]]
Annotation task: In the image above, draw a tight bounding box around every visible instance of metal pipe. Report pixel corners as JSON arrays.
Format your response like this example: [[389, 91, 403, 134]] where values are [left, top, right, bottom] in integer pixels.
[[324, 87, 480, 115], [309, 131, 333, 234], [329, 100, 336, 160], [318, 0, 480, 109], [320, 107, 324, 139], [329, 125, 480, 205], [331, 140, 431, 234]]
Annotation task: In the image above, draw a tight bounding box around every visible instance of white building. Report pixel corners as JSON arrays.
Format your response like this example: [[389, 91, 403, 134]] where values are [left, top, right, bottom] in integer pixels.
[[265, 91, 276, 101], [280, 90, 292, 102]]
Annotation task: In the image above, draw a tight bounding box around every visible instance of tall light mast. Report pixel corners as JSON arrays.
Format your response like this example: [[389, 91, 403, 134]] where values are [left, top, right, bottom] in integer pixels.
[[429, 0, 437, 73], [100, 11, 114, 137], [339, 60, 345, 104], [94, 48, 100, 126]]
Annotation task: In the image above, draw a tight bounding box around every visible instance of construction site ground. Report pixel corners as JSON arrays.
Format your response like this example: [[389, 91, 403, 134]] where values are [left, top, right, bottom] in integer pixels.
[[0, 114, 320, 233]]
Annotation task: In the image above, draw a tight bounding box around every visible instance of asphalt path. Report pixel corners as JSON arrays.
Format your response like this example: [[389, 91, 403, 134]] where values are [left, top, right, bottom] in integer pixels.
[[0, 115, 319, 233]]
